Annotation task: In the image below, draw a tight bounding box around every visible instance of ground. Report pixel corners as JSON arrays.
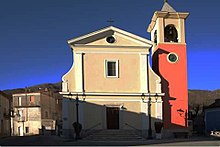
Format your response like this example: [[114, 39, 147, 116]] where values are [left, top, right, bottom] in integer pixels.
[[0, 135, 220, 146]]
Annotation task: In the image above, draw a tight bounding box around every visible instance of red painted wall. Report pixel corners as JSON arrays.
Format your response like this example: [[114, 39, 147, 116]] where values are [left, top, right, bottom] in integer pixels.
[[153, 43, 188, 129]]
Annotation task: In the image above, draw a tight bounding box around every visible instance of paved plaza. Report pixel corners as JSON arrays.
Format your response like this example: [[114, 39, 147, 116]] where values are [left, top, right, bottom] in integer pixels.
[[0, 135, 220, 146]]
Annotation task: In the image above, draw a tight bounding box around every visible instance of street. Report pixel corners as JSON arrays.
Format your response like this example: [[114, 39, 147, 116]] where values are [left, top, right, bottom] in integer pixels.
[[0, 135, 220, 146]]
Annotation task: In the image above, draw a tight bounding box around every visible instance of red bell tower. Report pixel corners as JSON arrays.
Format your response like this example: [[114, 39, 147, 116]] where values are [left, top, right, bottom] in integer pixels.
[[147, 1, 189, 133]]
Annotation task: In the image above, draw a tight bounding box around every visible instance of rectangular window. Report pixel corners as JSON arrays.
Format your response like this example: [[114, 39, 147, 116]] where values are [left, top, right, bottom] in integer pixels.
[[18, 110, 23, 118], [105, 60, 119, 78], [18, 97, 22, 106], [25, 127, 29, 133], [30, 96, 35, 103]]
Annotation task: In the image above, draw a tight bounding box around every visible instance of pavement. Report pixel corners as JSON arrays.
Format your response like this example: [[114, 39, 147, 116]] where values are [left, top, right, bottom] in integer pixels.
[[0, 135, 220, 146]]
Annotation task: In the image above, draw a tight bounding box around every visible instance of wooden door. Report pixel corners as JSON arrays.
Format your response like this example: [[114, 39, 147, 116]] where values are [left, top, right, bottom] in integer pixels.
[[106, 107, 119, 129]]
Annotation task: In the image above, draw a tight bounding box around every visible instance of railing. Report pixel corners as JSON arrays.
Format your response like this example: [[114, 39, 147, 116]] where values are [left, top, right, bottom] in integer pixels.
[[124, 123, 144, 138], [124, 123, 141, 132], [82, 123, 101, 138], [15, 116, 26, 122], [85, 123, 101, 132]]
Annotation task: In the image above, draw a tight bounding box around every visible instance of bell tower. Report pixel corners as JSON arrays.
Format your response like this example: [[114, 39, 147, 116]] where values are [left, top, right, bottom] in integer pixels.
[[147, 1, 189, 132]]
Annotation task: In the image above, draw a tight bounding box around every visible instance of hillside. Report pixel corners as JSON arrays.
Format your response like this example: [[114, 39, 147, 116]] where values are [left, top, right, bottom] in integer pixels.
[[3, 82, 220, 108], [189, 89, 220, 108], [3, 82, 61, 96]]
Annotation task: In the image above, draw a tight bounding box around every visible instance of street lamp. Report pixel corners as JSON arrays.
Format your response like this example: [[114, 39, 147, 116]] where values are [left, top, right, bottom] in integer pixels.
[[141, 93, 159, 139], [68, 92, 84, 140], [147, 94, 152, 139], [75, 93, 79, 140]]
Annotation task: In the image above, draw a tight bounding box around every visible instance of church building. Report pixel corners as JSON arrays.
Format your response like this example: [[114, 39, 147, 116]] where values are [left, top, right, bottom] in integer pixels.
[[60, 1, 189, 139]]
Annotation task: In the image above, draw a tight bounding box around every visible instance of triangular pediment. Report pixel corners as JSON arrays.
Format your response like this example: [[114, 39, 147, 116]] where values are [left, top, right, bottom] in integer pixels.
[[68, 26, 153, 47]]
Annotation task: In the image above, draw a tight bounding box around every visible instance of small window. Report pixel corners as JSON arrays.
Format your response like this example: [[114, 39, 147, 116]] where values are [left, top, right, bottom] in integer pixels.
[[18, 97, 22, 106], [25, 127, 29, 133], [18, 110, 23, 118], [154, 30, 157, 44], [105, 60, 119, 78], [106, 36, 116, 44], [167, 52, 178, 63], [30, 96, 35, 103]]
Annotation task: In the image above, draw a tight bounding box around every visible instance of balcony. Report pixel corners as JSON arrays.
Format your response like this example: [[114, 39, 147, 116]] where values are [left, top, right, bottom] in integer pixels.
[[15, 116, 26, 122], [14, 102, 40, 108]]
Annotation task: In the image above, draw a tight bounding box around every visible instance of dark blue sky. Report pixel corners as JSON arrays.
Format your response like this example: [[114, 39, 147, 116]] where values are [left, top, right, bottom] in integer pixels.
[[0, 0, 220, 90]]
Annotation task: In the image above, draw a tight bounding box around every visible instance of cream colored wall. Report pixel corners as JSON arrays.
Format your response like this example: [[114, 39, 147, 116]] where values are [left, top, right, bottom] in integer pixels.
[[62, 55, 76, 92], [87, 32, 147, 46], [62, 29, 155, 93], [64, 95, 161, 130], [25, 121, 41, 135], [62, 49, 160, 93], [82, 99, 142, 130], [149, 63, 162, 93], [13, 121, 41, 136], [13, 107, 42, 136], [84, 53, 140, 92], [83, 101, 104, 130]]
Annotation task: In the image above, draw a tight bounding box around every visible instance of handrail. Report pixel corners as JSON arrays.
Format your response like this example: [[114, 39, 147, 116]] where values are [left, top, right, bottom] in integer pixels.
[[82, 123, 101, 138], [84, 123, 101, 133], [125, 123, 146, 139], [125, 123, 141, 132]]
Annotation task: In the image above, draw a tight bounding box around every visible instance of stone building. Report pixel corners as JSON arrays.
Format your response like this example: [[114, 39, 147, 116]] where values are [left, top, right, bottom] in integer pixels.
[[12, 90, 62, 136], [204, 99, 220, 134], [0, 91, 11, 137]]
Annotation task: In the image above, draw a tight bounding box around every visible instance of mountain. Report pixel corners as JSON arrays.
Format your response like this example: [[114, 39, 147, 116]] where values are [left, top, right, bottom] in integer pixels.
[[3, 82, 62, 96], [3, 82, 220, 108], [189, 89, 220, 108]]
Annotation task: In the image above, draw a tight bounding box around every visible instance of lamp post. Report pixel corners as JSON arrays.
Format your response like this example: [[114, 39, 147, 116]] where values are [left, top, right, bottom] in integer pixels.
[[147, 94, 152, 139], [68, 93, 84, 140], [142, 93, 159, 139], [75, 93, 79, 140]]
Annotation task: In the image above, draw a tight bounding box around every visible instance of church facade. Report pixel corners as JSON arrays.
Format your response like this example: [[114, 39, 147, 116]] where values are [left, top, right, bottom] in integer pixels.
[[60, 1, 189, 139]]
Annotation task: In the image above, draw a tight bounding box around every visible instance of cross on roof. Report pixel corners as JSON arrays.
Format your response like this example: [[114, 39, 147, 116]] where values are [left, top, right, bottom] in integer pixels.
[[164, 0, 168, 2], [107, 18, 115, 25]]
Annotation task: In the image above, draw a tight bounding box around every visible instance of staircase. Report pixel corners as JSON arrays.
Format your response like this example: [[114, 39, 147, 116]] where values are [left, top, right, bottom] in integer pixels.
[[82, 130, 146, 141]]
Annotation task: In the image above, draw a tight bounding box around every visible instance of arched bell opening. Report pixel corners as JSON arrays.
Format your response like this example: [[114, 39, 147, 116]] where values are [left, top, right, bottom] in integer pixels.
[[164, 24, 178, 42]]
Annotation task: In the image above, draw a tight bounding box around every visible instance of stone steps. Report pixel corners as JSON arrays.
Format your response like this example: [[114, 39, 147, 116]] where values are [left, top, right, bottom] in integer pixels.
[[83, 130, 146, 141]]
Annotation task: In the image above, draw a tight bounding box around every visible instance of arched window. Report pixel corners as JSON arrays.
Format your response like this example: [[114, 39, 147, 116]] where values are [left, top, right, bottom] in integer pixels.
[[164, 24, 178, 42]]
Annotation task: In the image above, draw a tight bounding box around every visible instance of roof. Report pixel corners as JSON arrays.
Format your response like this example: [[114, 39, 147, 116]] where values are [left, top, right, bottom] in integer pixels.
[[161, 2, 176, 12], [205, 99, 220, 109], [67, 26, 153, 47], [147, 1, 189, 32], [12, 91, 60, 99], [0, 91, 11, 100]]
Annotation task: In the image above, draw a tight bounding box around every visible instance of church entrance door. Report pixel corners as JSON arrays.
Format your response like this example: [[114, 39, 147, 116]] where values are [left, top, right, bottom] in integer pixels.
[[106, 107, 119, 129]]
